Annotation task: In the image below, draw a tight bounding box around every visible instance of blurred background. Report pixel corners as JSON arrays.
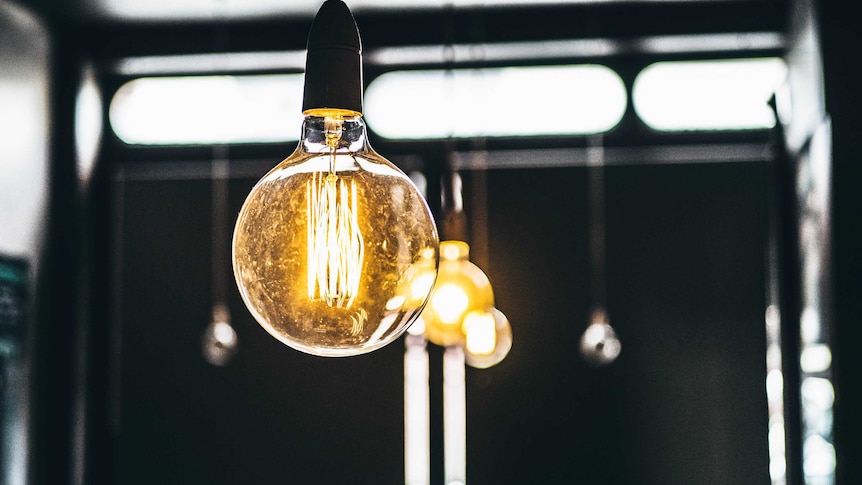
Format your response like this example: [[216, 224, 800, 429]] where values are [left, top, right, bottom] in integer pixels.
[[0, 0, 859, 484]]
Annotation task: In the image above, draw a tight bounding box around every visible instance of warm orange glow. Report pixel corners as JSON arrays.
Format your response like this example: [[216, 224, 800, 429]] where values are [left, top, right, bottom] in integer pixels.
[[431, 284, 470, 325], [463, 307, 512, 369], [232, 113, 439, 356], [463, 310, 496, 356], [420, 241, 494, 348]]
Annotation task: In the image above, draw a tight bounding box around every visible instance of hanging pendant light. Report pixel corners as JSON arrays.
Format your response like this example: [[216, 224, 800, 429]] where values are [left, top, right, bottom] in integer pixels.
[[419, 167, 512, 368], [204, 156, 238, 366], [579, 136, 620, 366], [232, 0, 439, 357], [421, 240, 493, 348], [580, 308, 621, 366], [203, 303, 238, 366]]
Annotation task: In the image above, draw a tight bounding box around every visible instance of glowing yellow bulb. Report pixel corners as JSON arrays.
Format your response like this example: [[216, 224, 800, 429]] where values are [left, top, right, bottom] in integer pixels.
[[233, 112, 438, 356], [441, 241, 465, 261], [409, 271, 436, 302], [464, 307, 512, 369], [420, 241, 493, 348], [431, 284, 470, 325], [463, 311, 496, 356]]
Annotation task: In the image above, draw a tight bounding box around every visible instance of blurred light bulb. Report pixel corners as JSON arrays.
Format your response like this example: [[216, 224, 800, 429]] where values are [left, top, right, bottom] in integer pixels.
[[464, 311, 496, 355], [463, 307, 512, 369], [420, 241, 494, 348], [432, 284, 470, 324], [579, 308, 621, 366], [232, 1, 438, 357], [202, 304, 238, 366]]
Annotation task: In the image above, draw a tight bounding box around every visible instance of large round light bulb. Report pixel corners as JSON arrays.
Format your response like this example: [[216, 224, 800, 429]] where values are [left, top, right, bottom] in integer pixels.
[[421, 241, 493, 348], [232, 1, 438, 357], [233, 112, 438, 356]]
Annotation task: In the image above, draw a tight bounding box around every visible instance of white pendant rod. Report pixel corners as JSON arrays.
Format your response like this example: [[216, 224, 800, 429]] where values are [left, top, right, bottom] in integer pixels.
[[444, 345, 466, 485], [404, 334, 430, 485]]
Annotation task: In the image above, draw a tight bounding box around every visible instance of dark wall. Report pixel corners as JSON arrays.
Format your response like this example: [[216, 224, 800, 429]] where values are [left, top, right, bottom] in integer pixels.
[[4, 1, 813, 483], [817, 1, 862, 484], [111, 158, 769, 485]]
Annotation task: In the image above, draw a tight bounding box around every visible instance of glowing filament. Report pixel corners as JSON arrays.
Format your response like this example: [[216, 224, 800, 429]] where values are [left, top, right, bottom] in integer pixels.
[[307, 171, 364, 308]]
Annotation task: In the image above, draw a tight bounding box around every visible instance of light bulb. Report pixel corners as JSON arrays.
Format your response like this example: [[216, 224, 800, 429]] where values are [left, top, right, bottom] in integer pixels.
[[421, 241, 494, 348], [463, 307, 512, 369], [579, 308, 621, 366], [202, 304, 238, 366], [232, 1, 439, 357], [464, 311, 496, 355], [233, 113, 439, 357]]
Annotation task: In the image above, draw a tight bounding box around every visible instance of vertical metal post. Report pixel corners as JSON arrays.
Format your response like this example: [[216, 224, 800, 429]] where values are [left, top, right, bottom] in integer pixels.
[[404, 334, 430, 485], [444, 345, 466, 485]]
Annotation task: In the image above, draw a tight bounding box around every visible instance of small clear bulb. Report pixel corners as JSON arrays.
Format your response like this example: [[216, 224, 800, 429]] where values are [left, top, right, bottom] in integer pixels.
[[463, 307, 512, 369], [579, 308, 621, 366]]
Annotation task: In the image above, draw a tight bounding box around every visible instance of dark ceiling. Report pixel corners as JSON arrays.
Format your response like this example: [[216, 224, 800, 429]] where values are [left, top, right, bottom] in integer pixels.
[[19, 0, 791, 45], [19, 0, 789, 26]]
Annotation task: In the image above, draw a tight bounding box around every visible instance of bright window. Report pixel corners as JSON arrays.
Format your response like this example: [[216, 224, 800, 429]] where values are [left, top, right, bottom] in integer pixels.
[[364, 65, 627, 139], [109, 74, 304, 145], [633, 58, 787, 131], [109, 58, 786, 145]]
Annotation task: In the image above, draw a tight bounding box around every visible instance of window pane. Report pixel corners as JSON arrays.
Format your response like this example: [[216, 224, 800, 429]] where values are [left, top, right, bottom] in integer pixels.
[[364, 65, 626, 139], [109, 74, 304, 145], [633, 58, 787, 131]]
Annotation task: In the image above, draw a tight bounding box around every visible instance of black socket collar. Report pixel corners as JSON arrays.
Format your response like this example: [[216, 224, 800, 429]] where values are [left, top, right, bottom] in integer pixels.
[[301, 0, 364, 114]]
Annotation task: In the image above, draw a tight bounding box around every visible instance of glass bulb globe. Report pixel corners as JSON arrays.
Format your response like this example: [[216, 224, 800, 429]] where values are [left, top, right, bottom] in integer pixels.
[[579, 308, 621, 366], [233, 110, 439, 357], [202, 304, 238, 366], [421, 241, 493, 348], [463, 306, 512, 369]]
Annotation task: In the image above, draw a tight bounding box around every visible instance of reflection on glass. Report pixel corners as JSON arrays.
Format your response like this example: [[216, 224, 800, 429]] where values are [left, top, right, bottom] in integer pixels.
[[75, 63, 103, 186]]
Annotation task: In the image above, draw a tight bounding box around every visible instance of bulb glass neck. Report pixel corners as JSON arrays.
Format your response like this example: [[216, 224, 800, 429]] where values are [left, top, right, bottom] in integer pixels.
[[300, 110, 369, 155], [440, 240, 470, 262]]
